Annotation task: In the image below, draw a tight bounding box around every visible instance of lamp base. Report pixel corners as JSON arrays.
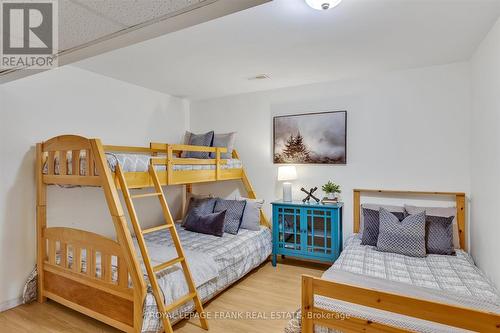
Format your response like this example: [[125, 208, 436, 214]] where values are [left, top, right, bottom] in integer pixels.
[[283, 182, 292, 202]]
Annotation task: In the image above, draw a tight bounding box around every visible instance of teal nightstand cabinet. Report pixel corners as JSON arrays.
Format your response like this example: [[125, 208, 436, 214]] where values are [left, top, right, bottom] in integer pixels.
[[271, 201, 343, 266]]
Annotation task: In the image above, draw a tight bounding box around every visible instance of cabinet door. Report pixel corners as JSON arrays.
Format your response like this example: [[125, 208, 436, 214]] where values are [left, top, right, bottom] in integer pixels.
[[303, 208, 333, 258], [276, 206, 302, 251]]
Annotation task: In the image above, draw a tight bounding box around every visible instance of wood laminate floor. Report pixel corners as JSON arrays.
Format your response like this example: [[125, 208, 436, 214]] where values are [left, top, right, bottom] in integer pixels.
[[0, 259, 326, 333]]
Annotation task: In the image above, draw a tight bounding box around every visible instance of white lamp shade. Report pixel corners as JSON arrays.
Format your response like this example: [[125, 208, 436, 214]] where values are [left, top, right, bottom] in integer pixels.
[[278, 166, 297, 181], [305, 0, 342, 11]]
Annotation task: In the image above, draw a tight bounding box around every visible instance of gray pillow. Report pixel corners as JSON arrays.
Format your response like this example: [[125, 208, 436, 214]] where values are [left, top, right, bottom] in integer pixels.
[[214, 198, 246, 235], [405, 205, 460, 249], [182, 197, 216, 225], [183, 131, 214, 159], [361, 204, 406, 246], [238, 197, 264, 231], [376, 207, 427, 258], [209, 132, 236, 159], [182, 193, 214, 219], [425, 215, 455, 255], [183, 209, 226, 237]]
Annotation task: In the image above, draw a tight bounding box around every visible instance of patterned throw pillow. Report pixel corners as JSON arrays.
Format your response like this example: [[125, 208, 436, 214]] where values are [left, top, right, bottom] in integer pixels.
[[182, 197, 216, 225], [214, 199, 247, 235], [376, 207, 426, 257], [425, 215, 455, 255], [183, 131, 215, 159], [182, 193, 214, 219], [405, 205, 460, 249], [361, 207, 406, 246]]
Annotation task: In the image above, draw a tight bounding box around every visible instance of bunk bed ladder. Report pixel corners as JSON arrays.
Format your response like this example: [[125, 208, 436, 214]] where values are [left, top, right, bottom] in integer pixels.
[[115, 162, 209, 333]]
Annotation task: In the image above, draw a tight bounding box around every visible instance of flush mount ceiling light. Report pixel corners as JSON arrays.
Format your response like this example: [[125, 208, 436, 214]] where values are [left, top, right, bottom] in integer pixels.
[[305, 0, 342, 11], [248, 74, 270, 80]]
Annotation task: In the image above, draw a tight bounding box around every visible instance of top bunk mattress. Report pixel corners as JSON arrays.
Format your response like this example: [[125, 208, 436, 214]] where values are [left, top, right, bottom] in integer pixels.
[[43, 152, 243, 174], [286, 234, 500, 333]]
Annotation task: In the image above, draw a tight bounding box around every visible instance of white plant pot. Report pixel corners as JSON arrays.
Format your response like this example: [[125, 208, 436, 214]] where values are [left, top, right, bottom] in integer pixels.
[[327, 193, 335, 200]]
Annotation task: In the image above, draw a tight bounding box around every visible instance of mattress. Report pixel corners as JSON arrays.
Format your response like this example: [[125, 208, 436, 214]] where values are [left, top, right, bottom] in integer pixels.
[[44, 152, 243, 174], [285, 235, 500, 333], [141, 225, 272, 332]]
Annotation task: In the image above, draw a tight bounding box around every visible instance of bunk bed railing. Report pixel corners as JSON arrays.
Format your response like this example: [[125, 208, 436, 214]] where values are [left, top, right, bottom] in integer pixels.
[[149, 142, 229, 183]]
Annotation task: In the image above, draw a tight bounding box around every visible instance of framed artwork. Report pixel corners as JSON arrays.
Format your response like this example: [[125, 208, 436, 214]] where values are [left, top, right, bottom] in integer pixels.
[[273, 111, 347, 164]]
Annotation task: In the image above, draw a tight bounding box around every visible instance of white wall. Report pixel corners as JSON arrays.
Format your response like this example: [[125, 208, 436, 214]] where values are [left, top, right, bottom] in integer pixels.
[[190, 62, 471, 240], [470, 17, 500, 288], [0, 66, 189, 309]]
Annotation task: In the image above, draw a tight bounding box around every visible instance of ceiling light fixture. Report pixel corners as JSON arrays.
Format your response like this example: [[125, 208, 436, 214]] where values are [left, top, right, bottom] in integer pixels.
[[305, 0, 342, 11], [249, 74, 270, 80]]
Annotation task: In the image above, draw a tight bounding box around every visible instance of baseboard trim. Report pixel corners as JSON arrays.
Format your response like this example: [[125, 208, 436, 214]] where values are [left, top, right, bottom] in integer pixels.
[[0, 297, 23, 312]]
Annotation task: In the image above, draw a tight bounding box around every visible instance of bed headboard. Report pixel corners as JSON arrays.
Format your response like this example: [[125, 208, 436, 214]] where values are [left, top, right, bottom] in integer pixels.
[[353, 189, 467, 250]]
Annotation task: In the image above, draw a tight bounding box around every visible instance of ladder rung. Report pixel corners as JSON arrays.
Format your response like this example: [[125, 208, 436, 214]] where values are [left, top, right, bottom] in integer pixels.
[[153, 257, 184, 272], [142, 224, 173, 235], [131, 192, 162, 199], [164, 292, 197, 312]]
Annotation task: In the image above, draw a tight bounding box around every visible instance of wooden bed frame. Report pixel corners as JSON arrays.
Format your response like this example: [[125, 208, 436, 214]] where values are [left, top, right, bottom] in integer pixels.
[[36, 135, 270, 333], [302, 189, 500, 333]]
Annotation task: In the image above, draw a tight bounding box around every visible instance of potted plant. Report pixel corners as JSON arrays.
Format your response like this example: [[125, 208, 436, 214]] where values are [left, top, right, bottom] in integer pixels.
[[322, 181, 341, 201]]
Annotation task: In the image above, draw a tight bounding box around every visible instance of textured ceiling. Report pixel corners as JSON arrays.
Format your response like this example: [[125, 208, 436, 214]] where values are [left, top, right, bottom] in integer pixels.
[[1, 0, 268, 82], [58, 0, 207, 51], [75, 0, 500, 100]]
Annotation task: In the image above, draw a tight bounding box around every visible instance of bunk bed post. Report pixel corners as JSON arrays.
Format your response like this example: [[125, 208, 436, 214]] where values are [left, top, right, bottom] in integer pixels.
[[456, 193, 466, 251], [353, 189, 361, 233], [166, 144, 173, 185], [232, 149, 271, 228], [181, 183, 193, 220], [89, 139, 147, 332], [215, 147, 221, 180], [36, 143, 47, 303]]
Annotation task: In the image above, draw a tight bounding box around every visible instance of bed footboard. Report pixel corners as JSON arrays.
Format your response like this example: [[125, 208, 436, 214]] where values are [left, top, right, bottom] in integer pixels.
[[42, 227, 135, 332], [301, 275, 500, 333]]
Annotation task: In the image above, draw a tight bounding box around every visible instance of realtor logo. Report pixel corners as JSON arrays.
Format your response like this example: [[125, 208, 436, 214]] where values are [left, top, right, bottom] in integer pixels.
[[1, 0, 58, 69]]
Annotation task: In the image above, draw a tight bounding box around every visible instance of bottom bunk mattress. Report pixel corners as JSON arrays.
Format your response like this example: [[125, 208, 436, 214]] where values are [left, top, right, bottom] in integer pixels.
[[285, 235, 500, 333], [140, 225, 272, 332]]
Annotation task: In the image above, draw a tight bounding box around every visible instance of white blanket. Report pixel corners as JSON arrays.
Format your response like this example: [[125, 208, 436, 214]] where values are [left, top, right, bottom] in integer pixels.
[[134, 237, 219, 304]]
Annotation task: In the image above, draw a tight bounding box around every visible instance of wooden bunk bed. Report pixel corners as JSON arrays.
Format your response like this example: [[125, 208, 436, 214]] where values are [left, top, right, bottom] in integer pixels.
[[301, 189, 500, 333], [36, 135, 270, 333]]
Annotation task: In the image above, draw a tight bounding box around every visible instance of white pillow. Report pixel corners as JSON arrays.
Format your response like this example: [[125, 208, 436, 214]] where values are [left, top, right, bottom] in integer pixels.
[[238, 197, 264, 231], [210, 132, 236, 159]]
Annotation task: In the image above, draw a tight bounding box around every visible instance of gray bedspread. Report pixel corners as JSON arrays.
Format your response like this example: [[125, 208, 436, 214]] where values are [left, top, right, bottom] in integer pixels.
[[44, 152, 243, 174], [141, 225, 272, 332], [285, 235, 500, 333]]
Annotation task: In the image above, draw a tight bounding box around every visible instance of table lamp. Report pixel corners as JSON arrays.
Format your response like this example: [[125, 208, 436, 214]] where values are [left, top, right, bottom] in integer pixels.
[[278, 166, 297, 202]]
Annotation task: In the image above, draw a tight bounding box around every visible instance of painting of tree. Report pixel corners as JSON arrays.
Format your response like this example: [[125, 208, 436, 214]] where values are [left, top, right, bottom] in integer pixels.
[[273, 111, 346, 164]]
